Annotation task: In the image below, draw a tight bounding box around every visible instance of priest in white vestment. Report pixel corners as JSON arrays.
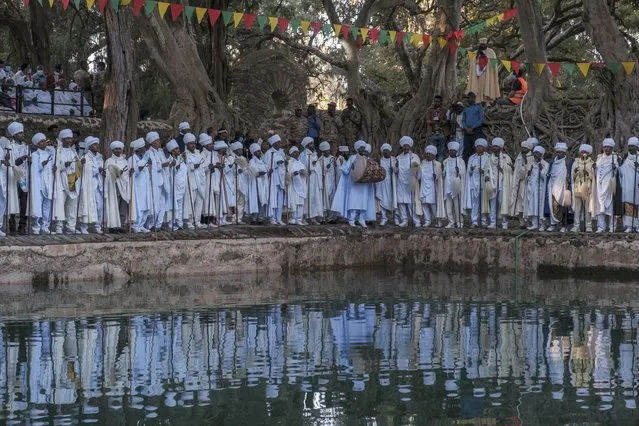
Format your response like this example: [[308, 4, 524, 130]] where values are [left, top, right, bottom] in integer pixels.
[[165, 140, 187, 230], [129, 138, 151, 233], [53, 128, 80, 234], [200, 135, 218, 228], [264, 135, 286, 225], [78, 137, 102, 234], [103, 141, 130, 232], [570, 144, 594, 232], [145, 132, 170, 230], [465, 138, 491, 227], [318, 141, 337, 222], [299, 137, 323, 223], [419, 145, 444, 227], [509, 140, 533, 225], [182, 133, 205, 230], [29, 133, 54, 234], [546, 142, 570, 232], [286, 146, 308, 225], [442, 141, 466, 228], [246, 143, 268, 220], [375, 143, 397, 226], [231, 141, 249, 223], [619, 137, 639, 232], [526, 146, 549, 231], [592, 138, 619, 232], [395, 136, 422, 227], [487, 138, 513, 229], [6, 121, 29, 234]]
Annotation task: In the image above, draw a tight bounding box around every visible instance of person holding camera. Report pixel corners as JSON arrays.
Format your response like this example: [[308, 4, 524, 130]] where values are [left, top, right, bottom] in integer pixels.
[[426, 95, 450, 161]]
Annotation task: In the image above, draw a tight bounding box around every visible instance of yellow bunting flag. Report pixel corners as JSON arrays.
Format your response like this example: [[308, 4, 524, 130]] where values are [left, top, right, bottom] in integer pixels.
[[233, 12, 243, 27], [467, 50, 476, 60], [195, 7, 206, 23], [48, 0, 54, 7], [411, 33, 421, 47], [333, 24, 342, 36], [622, 61, 636, 75], [120, 0, 131, 5], [486, 15, 499, 26], [500, 59, 511, 72], [497, 13, 505, 22], [533, 63, 545, 76], [300, 20, 310, 35], [269, 16, 278, 31], [577, 62, 590, 77], [86, 0, 95, 8], [437, 36, 447, 49], [388, 30, 396, 43], [157, 2, 169, 18], [360, 27, 369, 42]]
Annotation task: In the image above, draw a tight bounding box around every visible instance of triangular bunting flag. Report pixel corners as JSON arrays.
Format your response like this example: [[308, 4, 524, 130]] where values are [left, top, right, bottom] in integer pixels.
[[233, 12, 243, 28], [24, 0, 30, 6], [576, 62, 590, 77], [333, 24, 342, 36], [437, 37, 447, 49], [132, 0, 144, 15], [379, 30, 389, 44], [360, 27, 369, 42], [458, 47, 467, 55], [322, 23, 332, 36], [300, 21, 310, 35], [277, 17, 289, 32], [268, 16, 278, 31], [622, 61, 636, 75], [500, 59, 511, 72], [422, 34, 431, 47], [467, 50, 477, 60], [86, 0, 95, 9], [98, 0, 107, 12], [489, 58, 499, 69], [533, 63, 545, 76], [49, 0, 55, 7], [310, 21, 321, 35], [448, 41, 458, 55], [486, 15, 499, 26], [547, 62, 560, 78], [497, 12, 505, 22], [61, 0, 69, 10], [109, 0, 118, 10], [396, 31, 405, 45], [404, 32, 412, 45], [341, 25, 350, 39], [410, 33, 421, 47], [157, 2, 169, 18], [195, 7, 206, 23], [290, 20, 300, 32], [120, 0, 131, 5], [169, 3, 183, 21], [243, 13, 256, 29], [562, 63, 576, 76], [511, 60, 520, 74], [222, 11, 232, 25], [503, 8, 518, 21], [143, 0, 156, 16], [350, 26, 359, 40], [257, 15, 268, 29], [388, 30, 396, 43], [184, 6, 194, 21], [607, 61, 621, 73], [72, 0, 80, 8], [369, 28, 379, 43], [208, 9, 221, 27]]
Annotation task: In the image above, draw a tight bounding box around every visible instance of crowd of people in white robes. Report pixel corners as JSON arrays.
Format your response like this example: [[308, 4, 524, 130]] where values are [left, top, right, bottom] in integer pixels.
[[0, 119, 638, 236]]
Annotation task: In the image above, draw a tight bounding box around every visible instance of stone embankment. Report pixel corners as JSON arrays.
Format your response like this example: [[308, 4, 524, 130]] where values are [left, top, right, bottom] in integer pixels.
[[0, 226, 637, 285]]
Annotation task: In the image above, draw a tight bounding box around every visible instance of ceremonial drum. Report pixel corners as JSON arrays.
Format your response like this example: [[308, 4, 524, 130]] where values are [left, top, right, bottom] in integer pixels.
[[351, 156, 386, 184]]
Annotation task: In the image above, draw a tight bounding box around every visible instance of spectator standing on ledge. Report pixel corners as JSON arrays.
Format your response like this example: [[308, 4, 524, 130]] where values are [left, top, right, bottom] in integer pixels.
[[306, 104, 321, 144], [287, 107, 307, 146], [73, 61, 92, 92], [340, 97, 362, 145], [461, 92, 485, 163], [426, 95, 450, 161]]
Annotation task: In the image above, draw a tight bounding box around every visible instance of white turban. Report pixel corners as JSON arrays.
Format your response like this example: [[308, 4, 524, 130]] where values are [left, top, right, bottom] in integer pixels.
[[628, 137, 639, 147], [166, 140, 179, 152], [521, 140, 533, 150], [425, 145, 437, 156], [145, 131, 160, 144], [183, 133, 196, 144], [554, 142, 568, 152], [528, 137, 539, 147], [85, 136, 99, 148], [131, 138, 145, 150], [602, 138, 615, 148], [289, 146, 299, 154], [250, 143, 262, 154], [399, 136, 414, 148], [364, 143, 372, 153], [214, 141, 228, 151], [58, 128, 73, 140], [178, 122, 190, 131], [319, 141, 331, 152], [491, 137, 504, 148], [301, 137, 314, 148], [268, 134, 281, 146], [381, 143, 392, 152], [110, 141, 125, 150], [7, 122, 23, 136], [447, 141, 460, 151], [579, 144, 593, 154], [533, 146, 545, 155], [31, 133, 46, 145], [474, 138, 488, 148], [354, 140, 366, 151], [338, 146, 349, 153], [199, 134, 213, 146], [230, 141, 243, 151]]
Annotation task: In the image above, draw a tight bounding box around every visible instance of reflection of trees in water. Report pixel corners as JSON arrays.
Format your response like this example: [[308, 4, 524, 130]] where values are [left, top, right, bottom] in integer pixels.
[[0, 300, 637, 423]]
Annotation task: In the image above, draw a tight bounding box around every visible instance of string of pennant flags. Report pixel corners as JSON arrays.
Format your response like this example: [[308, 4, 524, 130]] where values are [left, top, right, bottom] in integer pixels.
[[24, 0, 638, 77]]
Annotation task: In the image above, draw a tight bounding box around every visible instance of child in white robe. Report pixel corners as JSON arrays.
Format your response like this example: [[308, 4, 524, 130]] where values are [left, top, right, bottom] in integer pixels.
[[286, 146, 308, 225]]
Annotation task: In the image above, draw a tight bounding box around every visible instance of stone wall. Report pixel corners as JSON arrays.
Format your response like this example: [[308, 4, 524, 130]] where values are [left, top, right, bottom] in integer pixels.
[[0, 227, 637, 285]]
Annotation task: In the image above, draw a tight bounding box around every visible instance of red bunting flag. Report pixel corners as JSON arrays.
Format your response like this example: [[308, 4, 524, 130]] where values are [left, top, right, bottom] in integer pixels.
[[23, 0, 30, 6], [61, 0, 69, 9], [511, 60, 520, 74], [208, 9, 221, 27], [422, 34, 431, 47], [98, 0, 107, 12], [368, 28, 380, 42], [243, 13, 256, 29], [503, 8, 518, 21], [341, 25, 350, 39], [448, 41, 458, 55], [277, 17, 289, 32], [547, 62, 560, 78], [396, 31, 405, 44], [132, 0, 144, 15], [310, 21, 322, 35], [170, 3, 183, 21]]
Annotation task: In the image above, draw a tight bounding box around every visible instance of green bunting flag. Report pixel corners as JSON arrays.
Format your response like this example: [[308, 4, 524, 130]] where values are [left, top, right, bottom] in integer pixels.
[[109, 0, 118, 10], [322, 23, 332, 36], [562, 63, 577, 75], [350, 26, 359, 39], [257, 15, 268, 29], [290, 19, 300, 32], [607, 61, 621, 73], [379, 29, 389, 44], [72, 0, 80, 8], [489, 58, 499, 69], [184, 5, 194, 20], [221, 10, 232, 25], [144, 0, 156, 16]]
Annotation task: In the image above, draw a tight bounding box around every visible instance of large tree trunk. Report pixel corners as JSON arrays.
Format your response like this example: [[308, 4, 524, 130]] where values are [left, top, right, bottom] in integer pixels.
[[207, 0, 230, 102], [582, 0, 639, 146], [28, 1, 50, 69], [388, 0, 462, 144], [103, 7, 138, 145], [137, 15, 233, 134]]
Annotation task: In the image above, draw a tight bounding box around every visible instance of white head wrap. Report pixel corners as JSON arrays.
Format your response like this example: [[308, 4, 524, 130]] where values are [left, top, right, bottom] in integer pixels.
[[289, 146, 299, 154], [68, 82, 78, 90], [230, 141, 243, 152], [381, 143, 392, 152], [7, 122, 23, 137], [85, 136, 99, 148], [425, 145, 437, 156], [58, 128, 73, 140], [399, 136, 414, 148], [183, 133, 196, 144], [628, 137, 639, 148], [145, 131, 160, 144], [491, 137, 505, 148], [178, 122, 190, 132], [199, 134, 213, 146], [319, 141, 331, 152], [364, 143, 372, 153], [447, 141, 460, 151], [554, 142, 568, 152], [131, 138, 145, 151], [31, 133, 46, 145], [354, 140, 366, 151], [338, 146, 349, 153], [579, 144, 593, 154], [301, 137, 314, 148], [166, 140, 179, 152], [214, 141, 228, 151], [533, 146, 545, 155], [110, 141, 125, 150], [528, 137, 539, 147], [474, 138, 488, 148], [521, 140, 533, 150], [250, 143, 262, 154], [268, 134, 281, 146], [602, 138, 615, 148]]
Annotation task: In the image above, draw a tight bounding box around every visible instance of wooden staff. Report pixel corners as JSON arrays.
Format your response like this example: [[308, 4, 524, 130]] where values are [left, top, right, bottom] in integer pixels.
[[185, 154, 197, 229], [306, 153, 311, 222], [26, 146, 32, 236], [128, 153, 134, 233], [496, 152, 501, 228], [321, 156, 326, 222], [4, 148, 10, 235], [171, 157, 176, 231], [148, 159, 156, 234], [478, 155, 483, 229], [49, 146, 58, 235], [235, 159, 239, 225], [633, 156, 638, 232], [456, 156, 462, 228], [220, 154, 230, 224], [266, 151, 274, 217], [206, 149, 213, 226], [74, 154, 84, 235]]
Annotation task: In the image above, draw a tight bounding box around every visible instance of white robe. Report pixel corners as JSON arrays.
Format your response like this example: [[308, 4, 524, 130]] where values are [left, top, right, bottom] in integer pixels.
[[375, 156, 397, 211], [104, 154, 130, 228], [7, 140, 28, 215], [526, 160, 549, 217], [287, 158, 307, 208], [30, 148, 54, 218], [183, 149, 204, 219], [488, 152, 513, 215], [248, 155, 268, 214], [200, 149, 218, 216], [299, 149, 323, 217], [465, 153, 491, 214], [147, 147, 167, 216], [592, 153, 618, 215], [510, 152, 532, 215], [442, 156, 466, 201], [264, 147, 286, 214], [419, 159, 445, 218], [318, 155, 338, 210], [130, 153, 152, 220], [547, 157, 569, 222], [619, 153, 639, 222], [396, 152, 421, 205], [330, 154, 376, 218], [166, 155, 187, 220], [53, 146, 80, 221]]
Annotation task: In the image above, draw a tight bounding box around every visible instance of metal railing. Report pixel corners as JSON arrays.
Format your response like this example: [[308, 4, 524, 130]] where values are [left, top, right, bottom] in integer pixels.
[[0, 86, 96, 117]]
